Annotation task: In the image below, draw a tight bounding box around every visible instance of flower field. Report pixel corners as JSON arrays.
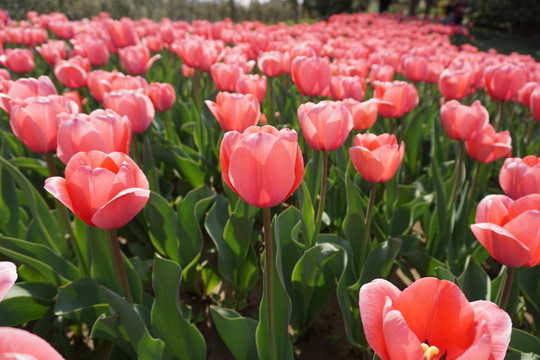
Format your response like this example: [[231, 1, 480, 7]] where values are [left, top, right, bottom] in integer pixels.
[[0, 8, 540, 360]]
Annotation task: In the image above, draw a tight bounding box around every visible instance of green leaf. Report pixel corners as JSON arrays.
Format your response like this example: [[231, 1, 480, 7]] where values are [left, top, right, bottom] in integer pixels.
[[0, 282, 56, 326], [0, 145, 20, 237], [457, 256, 490, 301], [401, 250, 446, 277], [359, 237, 402, 285], [54, 278, 109, 326], [100, 286, 170, 360], [151, 255, 206, 360], [144, 191, 179, 263], [509, 328, 540, 355], [210, 306, 258, 360], [296, 181, 316, 247], [91, 313, 135, 359], [342, 169, 366, 273]]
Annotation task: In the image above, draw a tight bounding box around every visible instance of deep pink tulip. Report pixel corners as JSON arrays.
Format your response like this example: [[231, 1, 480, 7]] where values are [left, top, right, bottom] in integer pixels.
[[465, 124, 511, 163], [103, 89, 155, 134], [107, 19, 138, 49], [148, 82, 176, 112], [438, 68, 473, 100], [484, 63, 527, 102], [359, 277, 511, 360], [401, 55, 429, 82], [0, 261, 16, 301], [210, 63, 244, 92], [342, 98, 382, 131], [45, 151, 149, 229], [369, 64, 395, 83], [291, 56, 331, 97], [257, 51, 283, 77], [56, 109, 132, 165], [372, 80, 419, 119], [205, 92, 261, 133], [471, 194, 540, 267], [220, 125, 304, 208], [118, 44, 160, 76], [9, 95, 79, 154], [297, 101, 353, 151], [330, 75, 365, 101], [499, 155, 540, 199], [440, 100, 489, 141], [236, 74, 267, 104], [1, 48, 35, 74], [54, 57, 89, 89], [0, 76, 57, 113]]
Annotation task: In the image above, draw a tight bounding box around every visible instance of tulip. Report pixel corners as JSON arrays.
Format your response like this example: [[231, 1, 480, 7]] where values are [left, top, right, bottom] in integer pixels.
[[72, 37, 110, 66], [471, 194, 540, 268], [516, 82, 539, 108], [36, 39, 66, 65], [342, 98, 381, 131], [205, 92, 260, 133], [440, 100, 489, 141], [118, 44, 161, 75], [220, 125, 304, 208], [103, 89, 155, 134], [291, 56, 331, 97], [257, 51, 283, 77], [107, 19, 138, 49], [329, 75, 365, 101], [465, 124, 511, 163], [438, 68, 472, 100], [0, 261, 16, 301], [44, 151, 150, 229], [56, 109, 132, 165], [0, 76, 57, 113], [401, 55, 429, 82], [87, 70, 116, 102], [499, 155, 540, 199], [297, 101, 353, 151], [369, 64, 394, 83], [10, 95, 79, 154], [54, 56, 89, 89], [236, 74, 267, 105], [210, 62, 244, 92], [531, 87, 540, 122], [372, 80, 419, 119], [1, 48, 35, 74], [148, 82, 176, 112], [174, 37, 220, 72], [182, 64, 195, 78], [350, 133, 404, 183], [0, 327, 65, 360], [359, 277, 511, 360], [484, 63, 527, 102]]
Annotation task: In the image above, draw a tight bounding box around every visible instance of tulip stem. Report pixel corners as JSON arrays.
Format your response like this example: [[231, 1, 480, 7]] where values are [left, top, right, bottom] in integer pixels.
[[498, 266, 516, 311], [262, 207, 277, 360], [398, 116, 405, 143], [314, 151, 328, 245], [465, 162, 483, 215], [495, 101, 504, 132], [536, 142, 540, 158], [45, 153, 88, 275], [361, 182, 377, 263], [131, 134, 142, 165], [448, 141, 465, 213], [107, 229, 133, 305], [194, 69, 201, 113], [162, 110, 175, 143], [268, 77, 275, 125], [526, 113, 535, 146]]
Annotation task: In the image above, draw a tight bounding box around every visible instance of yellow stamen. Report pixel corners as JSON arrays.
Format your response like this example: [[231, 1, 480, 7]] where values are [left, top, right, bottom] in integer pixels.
[[421, 343, 440, 360]]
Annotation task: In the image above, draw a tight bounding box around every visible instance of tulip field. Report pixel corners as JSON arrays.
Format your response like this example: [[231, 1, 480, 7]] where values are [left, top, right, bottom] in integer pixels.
[[1, 7, 540, 360]]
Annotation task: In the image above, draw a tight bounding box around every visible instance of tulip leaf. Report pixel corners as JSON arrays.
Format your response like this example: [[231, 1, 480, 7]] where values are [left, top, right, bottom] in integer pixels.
[[100, 286, 170, 360], [342, 169, 367, 273], [296, 181, 316, 247], [0, 145, 20, 237], [0, 282, 56, 326], [91, 313, 136, 359], [359, 237, 402, 285], [457, 255, 490, 301], [151, 255, 206, 360], [144, 191, 179, 263], [509, 328, 540, 355], [401, 250, 446, 277], [210, 306, 258, 360]]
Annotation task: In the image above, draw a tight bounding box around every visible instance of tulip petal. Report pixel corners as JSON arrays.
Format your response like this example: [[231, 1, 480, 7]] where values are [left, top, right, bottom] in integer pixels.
[[382, 309, 423, 360], [206, 100, 229, 132], [475, 195, 512, 225], [359, 279, 401, 360], [470, 301, 512, 360], [56, 119, 108, 164], [0, 327, 65, 360], [92, 188, 150, 229], [470, 223, 531, 267], [10, 105, 48, 154], [0, 261, 17, 302], [454, 333, 491, 360], [350, 146, 384, 182], [502, 210, 540, 267], [44, 177, 74, 214]]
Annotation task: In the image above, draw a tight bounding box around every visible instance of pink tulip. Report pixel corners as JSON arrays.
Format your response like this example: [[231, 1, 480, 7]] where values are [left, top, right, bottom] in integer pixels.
[[499, 155, 540, 199], [401, 55, 429, 82], [465, 124, 511, 163], [54, 56, 89, 89], [206, 92, 261, 133], [103, 89, 155, 134], [10, 95, 79, 154], [1, 48, 35, 74], [372, 80, 419, 119], [297, 101, 353, 151], [0, 327, 65, 359], [342, 98, 382, 131], [359, 277, 511, 360], [210, 63, 244, 92], [516, 82, 539, 107], [107, 19, 138, 49], [0, 261, 16, 302], [369, 64, 395, 83], [118, 44, 161, 75], [174, 37, 220, 72], [148, 82, 176, 112], [329, 75, 365, 101], [438, 68, 473, 100], [291, 56, 331, 97], [72, 36, 110, 66], [484, 63, 527, 102], [36, 40, 66, 66], [257, 51, 283, 77], [0, 76, 57, 113], [531, 87, 540, 122], [471, 194, 540, 267], [45, 151, 150, 229], [350, 133, 404, 183], [56, 109, 132, 165], [220, 125, 304, 208], [440, 100, 489, 141], [236, 74, 267, 104]]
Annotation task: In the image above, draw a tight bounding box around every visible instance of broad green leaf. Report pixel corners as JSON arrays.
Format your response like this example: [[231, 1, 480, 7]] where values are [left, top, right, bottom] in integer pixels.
[[296, 182, 316, 247], [401, 250, 446, 277], [210, 306, 258, 360], [144, 191, 179, 263], [342, 169, 367, 274], [0, 143, 20, 237], [457, 256, 490, 301], [509, 328, 540, 355], [151, 255, 206, 360], [54, 278, 109, 326], [91, 313, 136, 359], [0, 282, 56, 326], [359, 237, 402, 285]]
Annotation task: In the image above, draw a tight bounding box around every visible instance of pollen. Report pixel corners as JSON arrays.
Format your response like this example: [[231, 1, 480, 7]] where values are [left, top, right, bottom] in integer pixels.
[[421, 343, 440, 360]]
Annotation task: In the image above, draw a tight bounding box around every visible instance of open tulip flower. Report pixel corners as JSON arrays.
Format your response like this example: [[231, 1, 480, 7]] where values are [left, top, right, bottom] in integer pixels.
[[0, 75, 57, 114], [438, 68, 473, 101], [210, 62, 244, 92], [220, 125, 304, 208], [499, 155, 540, 199], [103, 89, 155, 134], [359, 277, 511, 360], [372, 80, 419, 119], [440, 100, 489, 141], [291, 55, 332, 97], [118, 44, 161, 76], [471, 194, 540, 267], [465, 123, 511, 163], [297, 101, 353, 151], [44, 151, 150, 229], [206, 91, 261, 133], [1, 48, 35, 74], [350, 133, 404, 183]]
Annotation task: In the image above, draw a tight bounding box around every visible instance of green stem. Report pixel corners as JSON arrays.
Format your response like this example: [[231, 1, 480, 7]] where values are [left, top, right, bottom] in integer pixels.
[[45, 153, 87, 274], [107, 229, 133, 304], [447, 141, 465, 213], [498, 266, 515, 311], [495, 101, 504, 132], [465, 162, 483, 214], [262, 207, 276, 360], [398, 116, 405, 143], [162, 110, 174, 142], [194, 69, 201, 113], [526, 112, 535, 146], [268, 77, 275, 125], [130, 133, 142, 165], [314, 151, 328, 245], [536, 142, 540, 158], [361, 182, 377, 264]]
